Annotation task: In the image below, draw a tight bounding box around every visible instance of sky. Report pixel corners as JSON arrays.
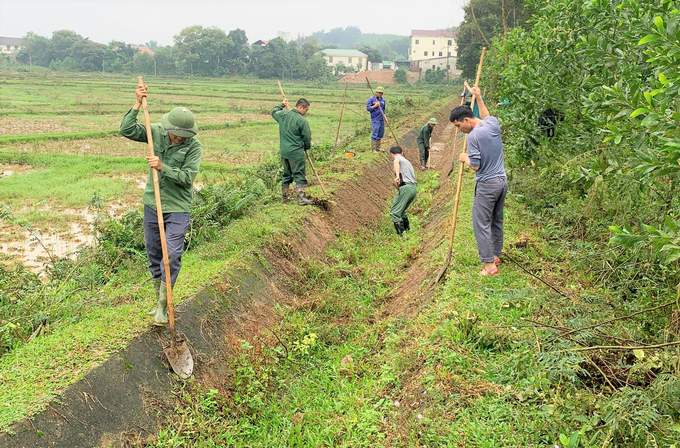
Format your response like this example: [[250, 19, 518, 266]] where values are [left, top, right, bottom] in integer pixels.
[[0, 0, 466, 46]]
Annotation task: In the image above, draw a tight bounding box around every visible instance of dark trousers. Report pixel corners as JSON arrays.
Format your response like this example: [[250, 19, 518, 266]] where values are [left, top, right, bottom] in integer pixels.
[[282, 157, 307, 187], [472, 177, 508, 263], [143, 205, 190, 286], [418, 143, 429, 167]]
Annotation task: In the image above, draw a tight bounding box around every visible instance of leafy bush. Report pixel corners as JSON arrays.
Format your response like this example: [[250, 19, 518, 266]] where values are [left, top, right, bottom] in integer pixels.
[[393, 68, 408, 84]]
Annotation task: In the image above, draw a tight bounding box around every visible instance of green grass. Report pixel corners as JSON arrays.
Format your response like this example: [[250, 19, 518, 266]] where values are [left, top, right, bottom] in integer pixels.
[[0, 72, 456, 432], [145, 174, 680, 447]]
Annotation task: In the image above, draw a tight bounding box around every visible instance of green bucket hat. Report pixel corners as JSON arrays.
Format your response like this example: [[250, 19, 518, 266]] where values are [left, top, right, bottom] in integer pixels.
[[428, 118, 438, 125], [375, 86, 384, 93], [161, 107, 198, 138]]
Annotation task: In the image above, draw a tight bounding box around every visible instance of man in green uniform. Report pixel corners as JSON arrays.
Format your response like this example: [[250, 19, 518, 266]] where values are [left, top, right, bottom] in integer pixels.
[[272, 98, 314, 205], [416, 117, 437, 170], [120, 84, 203, 326]]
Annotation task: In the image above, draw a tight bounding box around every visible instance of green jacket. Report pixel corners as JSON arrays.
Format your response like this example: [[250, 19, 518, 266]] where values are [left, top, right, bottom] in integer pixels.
[[272, 104, 312, 160], [119, 109, 203, 213], [416, 123, 433, 149]]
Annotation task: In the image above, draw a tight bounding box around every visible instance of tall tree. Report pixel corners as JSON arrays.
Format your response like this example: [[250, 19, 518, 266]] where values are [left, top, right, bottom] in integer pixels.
[[456, 0, 529, 78], [16, 32, 51, 66], [174, 26, 233, 76]]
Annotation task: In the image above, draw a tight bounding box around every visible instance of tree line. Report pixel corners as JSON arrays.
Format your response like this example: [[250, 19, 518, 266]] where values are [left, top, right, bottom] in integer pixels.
[[13, 26, 390, 80]]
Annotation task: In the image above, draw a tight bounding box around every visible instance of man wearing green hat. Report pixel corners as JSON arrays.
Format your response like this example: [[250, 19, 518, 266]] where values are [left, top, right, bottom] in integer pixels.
[[416, 117, 437, 170], [366, 86, 386, 152], [119, 84, 203, 326]]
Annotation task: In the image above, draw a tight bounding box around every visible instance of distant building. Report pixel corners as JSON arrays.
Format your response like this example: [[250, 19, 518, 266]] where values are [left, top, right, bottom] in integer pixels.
[[252, 40, 268, 47], [0, 37, 22, 57], [114, 45, 155, 56], [321, 49, 368, 73], [393, 55, 410, 70], [131, 46, 154, 56], [408, 30, 460, 76]]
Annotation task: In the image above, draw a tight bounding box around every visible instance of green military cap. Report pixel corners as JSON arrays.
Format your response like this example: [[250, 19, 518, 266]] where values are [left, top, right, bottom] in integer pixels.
[[162, 107, 198, 138], [428, 118, 438, 125], [375, 86, 384, 93]]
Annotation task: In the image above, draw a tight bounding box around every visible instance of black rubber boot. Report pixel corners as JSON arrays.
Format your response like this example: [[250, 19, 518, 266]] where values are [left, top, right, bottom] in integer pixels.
[[393, 221, 405, 236], [296, 186, 314, 206], [403, 216, 410, 232], [281, 184, 293, 204]]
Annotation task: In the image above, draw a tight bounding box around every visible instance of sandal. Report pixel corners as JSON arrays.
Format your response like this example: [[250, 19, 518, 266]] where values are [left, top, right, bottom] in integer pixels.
[[494, 256, 502, 266], [480, 266, 499, 277]]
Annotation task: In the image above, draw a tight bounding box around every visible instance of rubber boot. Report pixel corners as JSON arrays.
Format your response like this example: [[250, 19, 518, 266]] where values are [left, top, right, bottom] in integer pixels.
[[153, 281, 169, 326], [146, 278, 162, 316], [371, 140, 379, 153], [296, 186, 314, 206], [403, 216, 410, 232], [281, 183, 293, 204], [393, 221, 405, 237], [376, 139, 382, 152]]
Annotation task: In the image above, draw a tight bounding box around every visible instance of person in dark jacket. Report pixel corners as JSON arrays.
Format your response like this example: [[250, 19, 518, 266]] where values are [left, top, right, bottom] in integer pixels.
[[272, 98, 314, 205], [416, 117, 437, 170]]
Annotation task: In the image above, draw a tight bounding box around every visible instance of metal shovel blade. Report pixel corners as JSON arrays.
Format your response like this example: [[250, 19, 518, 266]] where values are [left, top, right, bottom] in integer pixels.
[[163, 337, 193, 379]]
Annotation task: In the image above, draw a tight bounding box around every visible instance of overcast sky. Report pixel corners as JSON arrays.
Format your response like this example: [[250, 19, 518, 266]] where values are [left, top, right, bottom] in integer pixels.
[[0, 0, 466, 46]]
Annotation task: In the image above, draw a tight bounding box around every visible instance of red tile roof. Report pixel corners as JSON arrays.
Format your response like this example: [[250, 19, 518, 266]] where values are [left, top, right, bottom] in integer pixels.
[[132, 46, 154, 55]]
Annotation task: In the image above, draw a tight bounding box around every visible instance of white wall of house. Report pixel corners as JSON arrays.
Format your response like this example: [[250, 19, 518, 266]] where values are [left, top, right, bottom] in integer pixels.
[[323, 55, 368, 72], [409, 33, 458, 76], [0, 44, 21, 55], [415, 56, 460, 76]]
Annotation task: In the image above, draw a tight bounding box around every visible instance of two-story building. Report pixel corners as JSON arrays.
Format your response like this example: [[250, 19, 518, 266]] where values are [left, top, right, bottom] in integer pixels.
[[0, 37, 22, 58], [321, 49, 368, 73], [408, 30, 460, 76]]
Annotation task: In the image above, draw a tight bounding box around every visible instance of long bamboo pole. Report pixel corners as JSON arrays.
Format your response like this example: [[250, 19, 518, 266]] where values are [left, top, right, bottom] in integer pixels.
[[435, 47, 486, 285], [137, 76, 176, 331], [445, 91, 470, 177], [332, 81, 348, 158], [277, 80, 329, 198]]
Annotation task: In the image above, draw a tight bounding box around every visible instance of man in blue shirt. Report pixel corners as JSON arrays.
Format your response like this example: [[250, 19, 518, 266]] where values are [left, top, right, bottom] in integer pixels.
[[366, 86, 386, 152], [450, 85, 507, 277]]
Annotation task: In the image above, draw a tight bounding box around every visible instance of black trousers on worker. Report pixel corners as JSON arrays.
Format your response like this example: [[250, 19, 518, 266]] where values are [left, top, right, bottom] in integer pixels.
[[143, 205, 190, 286]]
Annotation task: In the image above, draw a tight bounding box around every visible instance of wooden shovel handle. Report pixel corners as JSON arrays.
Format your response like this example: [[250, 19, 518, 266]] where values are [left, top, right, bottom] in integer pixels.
[[137, 76, 175, 331]]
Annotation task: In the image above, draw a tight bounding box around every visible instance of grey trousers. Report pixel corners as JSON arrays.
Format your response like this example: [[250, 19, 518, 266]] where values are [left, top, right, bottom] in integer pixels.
[[143, 205, 190, 286], [472, 176, 508, 263]]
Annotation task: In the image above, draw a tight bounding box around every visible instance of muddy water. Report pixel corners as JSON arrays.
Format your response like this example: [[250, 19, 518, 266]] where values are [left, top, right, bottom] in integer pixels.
[[0, 221, 95, 272]]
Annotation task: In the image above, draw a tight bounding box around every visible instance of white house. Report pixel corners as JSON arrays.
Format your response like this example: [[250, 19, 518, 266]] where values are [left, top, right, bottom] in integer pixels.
[[321, 49, 368, 72], [408, 30, 460, 76], [0, 37, 22, 56]]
